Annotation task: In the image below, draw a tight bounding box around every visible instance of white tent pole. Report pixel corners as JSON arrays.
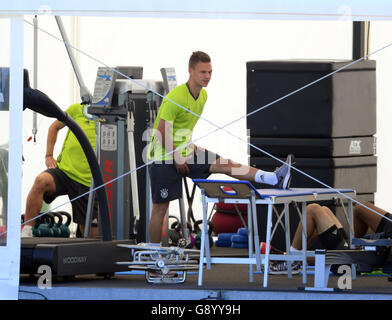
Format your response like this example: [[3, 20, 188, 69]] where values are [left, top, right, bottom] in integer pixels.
[[0, 15, 24, 300]]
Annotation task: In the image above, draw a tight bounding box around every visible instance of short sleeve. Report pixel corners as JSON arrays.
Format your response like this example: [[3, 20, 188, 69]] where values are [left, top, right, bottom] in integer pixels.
[[158, 98, 180, 124], [64, 103, 81, 119]]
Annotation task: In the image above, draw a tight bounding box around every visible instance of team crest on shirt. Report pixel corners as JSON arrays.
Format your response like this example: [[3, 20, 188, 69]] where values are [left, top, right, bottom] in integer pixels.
[[160, 188, 169, 199]]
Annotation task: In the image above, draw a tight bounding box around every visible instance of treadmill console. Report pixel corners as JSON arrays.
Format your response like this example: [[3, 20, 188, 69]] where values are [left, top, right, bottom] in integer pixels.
[[115, 66, 143, 80], [91, 67, 117, 107]]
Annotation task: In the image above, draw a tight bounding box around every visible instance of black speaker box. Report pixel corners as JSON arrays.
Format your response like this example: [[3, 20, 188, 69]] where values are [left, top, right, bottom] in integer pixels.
[[246, 60, 376, 138]]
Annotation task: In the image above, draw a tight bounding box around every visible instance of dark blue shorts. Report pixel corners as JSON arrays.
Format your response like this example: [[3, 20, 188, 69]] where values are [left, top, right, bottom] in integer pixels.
[[148, 149, 220, 203]]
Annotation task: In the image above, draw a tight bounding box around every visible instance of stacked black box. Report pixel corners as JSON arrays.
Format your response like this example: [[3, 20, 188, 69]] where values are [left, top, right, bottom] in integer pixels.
[[246, 60, 377, 250]]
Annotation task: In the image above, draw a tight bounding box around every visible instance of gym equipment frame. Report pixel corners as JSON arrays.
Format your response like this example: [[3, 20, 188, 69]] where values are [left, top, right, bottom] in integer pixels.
[[116, 243, 200, 284]]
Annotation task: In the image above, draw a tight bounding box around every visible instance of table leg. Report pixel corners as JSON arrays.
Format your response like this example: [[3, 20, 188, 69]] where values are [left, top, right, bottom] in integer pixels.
[[301, 202, 307, 284], [198, 190, 208, 286], [203, 199, 211, 270], [284, 203, 292, 278], [263, 204, 273, 288], [348, 199, 356, 280], [347, 199, 354, 248], [251, 191, 261, 273], [247, 201, 254, 282]]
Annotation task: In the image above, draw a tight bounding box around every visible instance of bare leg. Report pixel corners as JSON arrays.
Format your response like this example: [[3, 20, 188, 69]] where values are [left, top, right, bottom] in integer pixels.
[[24, 172, 56, 227], [291, 203, 343, 250], [209, 157, 259, 181], [148, 202, 170, 243], [354, 201, 388, 238], [78, 224, 99, 238], [292, 204, 318, 250]]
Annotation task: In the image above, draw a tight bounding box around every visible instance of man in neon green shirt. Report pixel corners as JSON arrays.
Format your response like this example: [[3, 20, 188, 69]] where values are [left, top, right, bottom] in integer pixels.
[[21, 103, 98, 238], [148, 51, 293, 244], [148, 81, 207, 162]]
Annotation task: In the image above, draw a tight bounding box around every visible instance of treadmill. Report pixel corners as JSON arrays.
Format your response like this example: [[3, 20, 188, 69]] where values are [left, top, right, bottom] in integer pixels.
[[20, 69, 135, 279], [21, 238, 134, 278]]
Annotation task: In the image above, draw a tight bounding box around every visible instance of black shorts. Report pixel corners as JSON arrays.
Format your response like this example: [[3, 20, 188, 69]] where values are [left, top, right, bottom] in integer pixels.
[[308, 225, 349, 250], [376, 212, 392, 234], [44, 168, 98, 225], [149, 149, 220, 203]]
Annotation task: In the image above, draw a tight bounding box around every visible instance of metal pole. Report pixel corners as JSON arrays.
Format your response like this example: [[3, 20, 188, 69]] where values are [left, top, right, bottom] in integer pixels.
[[353, 21, 371, 60], [127, 108, 140, 235], [54, 16, 92, 104], [178, 196, 188, 239], [32, 16, 38, 142], [117, 119, 125, 239]]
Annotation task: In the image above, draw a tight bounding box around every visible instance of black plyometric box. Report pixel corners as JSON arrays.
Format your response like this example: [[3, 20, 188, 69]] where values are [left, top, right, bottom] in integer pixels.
[[248, 136, 376, 158], [249, 156, 377, 194], [256, 193, 374, 251], [246, 60, 376, 138]]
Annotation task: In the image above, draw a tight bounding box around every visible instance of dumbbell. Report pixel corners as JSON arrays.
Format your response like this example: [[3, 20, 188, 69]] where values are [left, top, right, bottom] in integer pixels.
[[194, 220, 214, 249], [50, 211, 63, 237], [33, 213, 55, 237], [57, 211, 71, 238], [164, 215, 181, 246], [170, 219, 195, 248], [165, 216, 194, 248]]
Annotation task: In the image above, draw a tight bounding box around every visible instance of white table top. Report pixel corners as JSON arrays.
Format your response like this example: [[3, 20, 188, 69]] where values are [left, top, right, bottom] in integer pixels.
[[193, 179, 356, 204]]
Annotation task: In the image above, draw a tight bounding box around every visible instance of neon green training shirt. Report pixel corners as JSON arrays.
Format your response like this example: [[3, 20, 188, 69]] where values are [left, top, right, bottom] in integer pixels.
[[57, 103, 96, 187], [148, 83, 207, 161]]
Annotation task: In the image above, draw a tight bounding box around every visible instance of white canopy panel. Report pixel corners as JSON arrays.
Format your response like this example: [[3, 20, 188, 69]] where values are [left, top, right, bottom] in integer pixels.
[[0, 0, 392, 20]]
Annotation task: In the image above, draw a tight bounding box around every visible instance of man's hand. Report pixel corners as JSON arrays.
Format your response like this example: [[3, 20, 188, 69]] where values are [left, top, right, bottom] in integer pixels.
[[174, 151, 191, 175], [192, 144, 205, 157], [45, 120, 64, 169], [45, 155, 57, 169]]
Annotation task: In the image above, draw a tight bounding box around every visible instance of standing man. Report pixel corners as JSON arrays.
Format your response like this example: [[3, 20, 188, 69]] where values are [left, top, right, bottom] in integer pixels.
[[147, 51, 292, 245]]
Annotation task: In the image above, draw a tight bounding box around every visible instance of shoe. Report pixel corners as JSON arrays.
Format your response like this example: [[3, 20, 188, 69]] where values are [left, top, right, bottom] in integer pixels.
[[269, 261, 301, 275], [21, 225, 33, 238], [274, 154, 294, 189]]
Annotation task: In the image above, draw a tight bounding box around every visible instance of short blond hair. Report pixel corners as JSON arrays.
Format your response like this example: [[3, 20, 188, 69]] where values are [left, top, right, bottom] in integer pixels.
[[188, 51, 211, 69]]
